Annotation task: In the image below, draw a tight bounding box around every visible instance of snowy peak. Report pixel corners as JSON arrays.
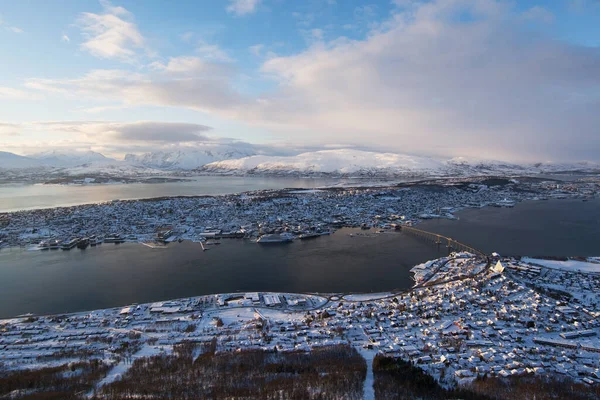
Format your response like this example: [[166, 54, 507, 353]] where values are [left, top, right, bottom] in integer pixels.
[[201, 149, 600, 177], [124, 146, 256, 170], [0, 151, 42, 169], [29, 150, 115, 167], [203, 149, 444, 175]]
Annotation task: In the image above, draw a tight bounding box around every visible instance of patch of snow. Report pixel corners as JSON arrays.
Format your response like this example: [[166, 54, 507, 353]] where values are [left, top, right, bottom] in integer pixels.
[[522, 257, 600, 273]]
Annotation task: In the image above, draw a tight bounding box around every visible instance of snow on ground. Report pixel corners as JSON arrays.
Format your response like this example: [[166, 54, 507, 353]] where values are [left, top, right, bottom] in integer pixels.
[[343, 292, 395, 301], [209, 308, 258, 325], [203, 149, 445, 174], [92, 344, 169, 395], [257, 308, 306, 322], [358, 348, 376, 400], [522, 257, 600, 273]]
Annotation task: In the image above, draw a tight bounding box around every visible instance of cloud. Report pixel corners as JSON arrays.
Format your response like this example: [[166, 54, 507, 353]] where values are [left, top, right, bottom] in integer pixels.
[[226, 0, 261, 16], [7, 26, 23, 33], [77, 1, 146, 61], [0, 86, 40, 100], [0, 122, 20, 136], [0, 14, 23, 33], [520, 6, 555, 24], [248, 44, 264, 56], [0, 120, 263, 157], [180, 31, 194, 43], [26, 56, 246, 112], [253, 0, 600, 161], [197, 41, 234, 62], [110, 121, 212, 142], [31, 121, 213, 143], [62, 34, 70, 42], [22, 0, 600, 161]]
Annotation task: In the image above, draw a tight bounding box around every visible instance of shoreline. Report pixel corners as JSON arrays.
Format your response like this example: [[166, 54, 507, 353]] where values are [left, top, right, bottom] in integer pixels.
[[1, 176, 597, 249], [3, 253, 600, 390]]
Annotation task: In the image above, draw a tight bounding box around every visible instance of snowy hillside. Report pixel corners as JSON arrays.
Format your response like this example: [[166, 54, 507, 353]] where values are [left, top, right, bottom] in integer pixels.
[[0, 151, 42, 169], [124, 147, 255, 170], [29, 150, 115, 167], [202, 149, 445, 176], [1, 148, 599, 179], [202, 150, 600, 177]]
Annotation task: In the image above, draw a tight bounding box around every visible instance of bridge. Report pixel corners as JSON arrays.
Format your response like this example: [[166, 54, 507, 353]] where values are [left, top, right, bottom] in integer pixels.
[[399, 225, 487, 257]]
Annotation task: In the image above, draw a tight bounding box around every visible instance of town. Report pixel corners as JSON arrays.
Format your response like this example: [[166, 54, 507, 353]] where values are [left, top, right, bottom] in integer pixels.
[[2, 252, 600, 397], [1, 176, 598, 249]]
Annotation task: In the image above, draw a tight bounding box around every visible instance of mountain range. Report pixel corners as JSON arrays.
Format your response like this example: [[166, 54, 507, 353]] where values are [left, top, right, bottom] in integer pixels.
[[1, 148, 599, 178]]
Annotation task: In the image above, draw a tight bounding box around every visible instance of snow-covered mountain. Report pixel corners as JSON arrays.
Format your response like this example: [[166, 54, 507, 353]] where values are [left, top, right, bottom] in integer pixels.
[[1, 148, 599, 178], [202, 149, 445, 175], [124, 147, 256, 170], [201, 149, 600, 177], [0, 151, 42, 169], [28, 150, 115, 167]]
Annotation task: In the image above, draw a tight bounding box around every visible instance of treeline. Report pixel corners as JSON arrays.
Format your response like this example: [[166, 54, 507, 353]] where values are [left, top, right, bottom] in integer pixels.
[[98, 344, 366, 399], [374, 355, 600, 400], [468, 374, 600, 400], [373, 355, 491, 400], [0, 360, 108, 400]]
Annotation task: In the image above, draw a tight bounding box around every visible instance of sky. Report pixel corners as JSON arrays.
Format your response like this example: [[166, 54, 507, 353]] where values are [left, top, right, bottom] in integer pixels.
[[0, 0, 599, 162]]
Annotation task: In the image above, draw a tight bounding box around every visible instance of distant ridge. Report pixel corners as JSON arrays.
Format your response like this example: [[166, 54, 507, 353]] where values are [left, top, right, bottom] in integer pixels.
[[1, 149, 599, 177]]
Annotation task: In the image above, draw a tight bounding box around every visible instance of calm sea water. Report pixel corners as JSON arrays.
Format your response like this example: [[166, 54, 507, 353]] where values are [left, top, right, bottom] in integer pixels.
[[419, 198, 600, 257], [0, 176, 360, 212], [1, 198, 598, 319], [0, 229, 445, 318]]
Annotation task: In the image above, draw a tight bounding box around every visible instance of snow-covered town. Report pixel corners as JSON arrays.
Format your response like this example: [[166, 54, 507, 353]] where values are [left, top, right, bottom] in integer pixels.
[[2, 252, 600, 395], [1, 176, 598, 249]]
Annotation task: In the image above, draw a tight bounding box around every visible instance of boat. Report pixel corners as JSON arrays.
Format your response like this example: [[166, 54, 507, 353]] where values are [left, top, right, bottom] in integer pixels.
[[298, 232, 325, 240], [89, 235, 103, 246], [61, 238, 79, 250], [77, 237, 90, 249], [257, 233, 294, 243], [496, 198, 516, 208], [105, 234, 126, 244], [48, 239, 61, 249], [38, 240, 50, 250]]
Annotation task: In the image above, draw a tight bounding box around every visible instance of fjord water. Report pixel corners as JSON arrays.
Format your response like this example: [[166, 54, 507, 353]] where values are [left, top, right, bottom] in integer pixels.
[[419, 198, 600, 257], [0, 176, 352, 212], [0, 229, 445, 318], [1, 198, 598, 319]]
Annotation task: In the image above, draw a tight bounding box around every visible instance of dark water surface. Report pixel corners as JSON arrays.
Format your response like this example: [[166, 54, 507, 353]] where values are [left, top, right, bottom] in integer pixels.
[[0, 229, 445, 318], [1, 198, 598, 319], [419, 198, 600, 257], [0, 176, 379, 212]]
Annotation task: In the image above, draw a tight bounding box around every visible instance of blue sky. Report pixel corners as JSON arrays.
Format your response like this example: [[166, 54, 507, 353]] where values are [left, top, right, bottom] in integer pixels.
[[0, 0, 599, 161]]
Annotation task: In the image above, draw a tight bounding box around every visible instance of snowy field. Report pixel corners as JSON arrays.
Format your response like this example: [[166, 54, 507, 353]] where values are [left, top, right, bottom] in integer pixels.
[[522, 257, 600, 273]]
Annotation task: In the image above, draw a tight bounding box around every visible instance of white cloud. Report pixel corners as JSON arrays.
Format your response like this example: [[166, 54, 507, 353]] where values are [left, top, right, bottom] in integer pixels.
[[62, 34, 70, 42], [7, 26, 23, 33], [249, 44, 264, 56], [21, 0, 600, 161], [77, 1, 146, 61], [311, 28, 324, 41], [30, 121, 213, 143], [26, 58, 245, 113], [0, 122, 20, 137], [0, 13, 23, 33], [0, 86, 40, 100], [253, 0, 600, 161], [197, 41, 234, 62], [226, 0, 261, 16], [180, 31, 194, 43], [521, 6, 555, 24]]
